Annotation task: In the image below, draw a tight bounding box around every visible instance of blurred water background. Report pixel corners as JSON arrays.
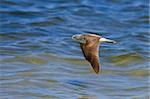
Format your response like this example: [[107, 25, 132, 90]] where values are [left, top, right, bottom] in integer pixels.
[[0, 0, 149, 99]]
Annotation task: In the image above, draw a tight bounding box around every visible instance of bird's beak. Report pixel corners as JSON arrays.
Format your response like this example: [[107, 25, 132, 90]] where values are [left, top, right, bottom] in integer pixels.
[[99, 37, 117, 43]]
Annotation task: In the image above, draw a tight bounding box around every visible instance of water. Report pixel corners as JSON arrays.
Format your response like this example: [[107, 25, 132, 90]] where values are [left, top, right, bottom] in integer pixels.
[[0, 0, 149, 99]]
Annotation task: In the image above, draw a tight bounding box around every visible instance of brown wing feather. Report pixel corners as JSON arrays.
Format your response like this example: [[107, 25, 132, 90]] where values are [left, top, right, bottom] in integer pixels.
[[89, 54, 99, 74], [80, 43, 100, 74]]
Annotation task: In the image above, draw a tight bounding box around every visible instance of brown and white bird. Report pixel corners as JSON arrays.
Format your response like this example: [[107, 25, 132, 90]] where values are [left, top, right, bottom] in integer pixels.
[[72, 33, 116, 74]]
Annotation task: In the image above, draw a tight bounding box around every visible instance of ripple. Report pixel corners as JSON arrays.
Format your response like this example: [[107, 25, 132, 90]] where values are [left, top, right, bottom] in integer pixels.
[[0, 33, 25, 41], [127, 69, 149, 77], [0, 0, 33, 7], [66, 80, 88, 88], [0, 32, 47, 42], [125, 17, 149, 25], [0, 0, 17, 5], [121, 4, 148, 12], [0, 46, 29, 56], [0, 11, 43, 18], [125, 86, 148, 92], [108, 53, 145, 66], [63, 57, 86, 65], [1, 56, 48, 65], [78, 95, 98, 99], [30, 17, 65, 27]]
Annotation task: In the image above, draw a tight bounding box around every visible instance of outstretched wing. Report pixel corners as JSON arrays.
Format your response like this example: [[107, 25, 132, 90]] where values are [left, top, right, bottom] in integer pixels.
[[80, 43, 100, 74]]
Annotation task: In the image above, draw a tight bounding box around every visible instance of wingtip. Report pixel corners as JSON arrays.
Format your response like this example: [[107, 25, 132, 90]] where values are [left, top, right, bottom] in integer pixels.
[[94, 70, 99, 74], [89, 61, 100, 74]]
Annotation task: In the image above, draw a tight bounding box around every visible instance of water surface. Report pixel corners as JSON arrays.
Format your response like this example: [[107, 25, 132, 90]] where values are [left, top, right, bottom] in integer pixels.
[[0, 0, 149, 99]]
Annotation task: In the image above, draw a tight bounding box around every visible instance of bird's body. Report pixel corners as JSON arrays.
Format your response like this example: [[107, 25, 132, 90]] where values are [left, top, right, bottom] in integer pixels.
[[72, 33, 116, 74]]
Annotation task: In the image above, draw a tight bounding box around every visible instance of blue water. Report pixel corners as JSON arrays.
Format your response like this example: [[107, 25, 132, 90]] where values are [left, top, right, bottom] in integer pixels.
[[0, 0, 149, 99]]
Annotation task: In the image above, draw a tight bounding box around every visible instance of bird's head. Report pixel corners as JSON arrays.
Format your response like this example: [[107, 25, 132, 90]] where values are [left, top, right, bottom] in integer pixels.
[[72, 33, 117, 44]]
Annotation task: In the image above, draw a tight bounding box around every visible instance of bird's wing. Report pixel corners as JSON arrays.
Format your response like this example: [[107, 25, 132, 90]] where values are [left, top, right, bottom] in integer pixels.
[[80, 44, 100, 74]]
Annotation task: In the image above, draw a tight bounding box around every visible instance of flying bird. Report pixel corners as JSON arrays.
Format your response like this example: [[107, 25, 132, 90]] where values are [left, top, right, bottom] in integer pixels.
[[72, 33, 116, 74]]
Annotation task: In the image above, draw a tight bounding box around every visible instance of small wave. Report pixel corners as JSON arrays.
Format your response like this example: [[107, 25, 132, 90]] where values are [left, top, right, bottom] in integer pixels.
[[30, 17, 65, 27], [1, 56, 48, 65], [108, 53, 145, 66]]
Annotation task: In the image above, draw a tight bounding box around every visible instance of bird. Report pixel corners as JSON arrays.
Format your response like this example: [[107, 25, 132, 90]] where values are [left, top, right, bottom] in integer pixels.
[[72, 33, 116, 74]]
